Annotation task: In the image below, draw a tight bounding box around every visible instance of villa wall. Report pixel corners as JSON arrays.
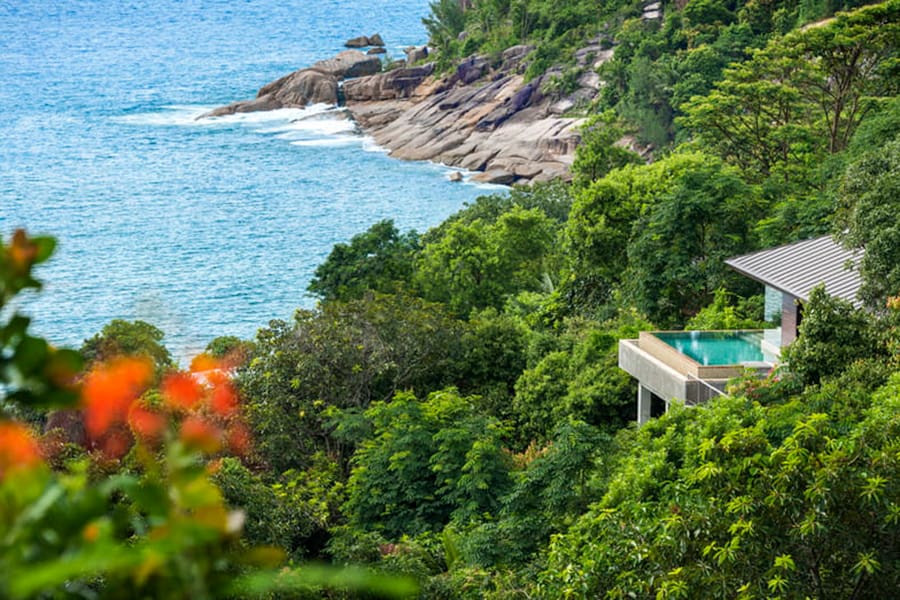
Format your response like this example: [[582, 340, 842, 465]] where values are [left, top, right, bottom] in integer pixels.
[[620, 333, 773, 425], [782, 294, 800, 346], [620, 338, 743, 405]]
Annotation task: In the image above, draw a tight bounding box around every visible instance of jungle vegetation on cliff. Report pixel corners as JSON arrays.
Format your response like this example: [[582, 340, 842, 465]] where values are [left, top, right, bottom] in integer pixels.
[[2, 0, 900, 597]]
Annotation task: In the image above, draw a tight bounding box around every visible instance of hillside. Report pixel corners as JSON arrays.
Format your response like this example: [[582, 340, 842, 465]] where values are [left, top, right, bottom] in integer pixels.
[[2, 0, 899, 597]]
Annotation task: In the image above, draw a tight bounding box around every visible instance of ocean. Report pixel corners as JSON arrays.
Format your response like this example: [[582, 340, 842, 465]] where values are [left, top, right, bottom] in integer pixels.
[[0, 0, 490, 363]]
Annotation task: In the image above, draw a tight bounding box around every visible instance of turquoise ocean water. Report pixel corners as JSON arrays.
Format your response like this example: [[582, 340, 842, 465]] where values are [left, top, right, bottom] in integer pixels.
[[0, 0, 488, 362]]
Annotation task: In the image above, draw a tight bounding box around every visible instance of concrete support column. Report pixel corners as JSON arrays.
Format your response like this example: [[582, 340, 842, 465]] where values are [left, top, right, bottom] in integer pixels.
[[637, 384, 653, 426]]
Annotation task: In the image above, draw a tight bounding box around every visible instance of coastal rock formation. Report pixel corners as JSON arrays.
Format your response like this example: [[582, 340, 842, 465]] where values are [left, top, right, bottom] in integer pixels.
[[203, 40, 613, 183], [199, 51, 378, 118], [345, 35, 369, 48], [345, 33, 386, 48], [404, 46, 429, 63], [343, 64, 436, 102], [259, 69, 339, 105], [342, 42, 608, 183], [201, 69, 339, 117], [311, 50, 381, 79]]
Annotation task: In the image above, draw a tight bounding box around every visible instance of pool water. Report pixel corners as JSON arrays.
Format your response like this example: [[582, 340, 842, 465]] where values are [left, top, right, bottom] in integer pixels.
[[654, 331, 766, 366]]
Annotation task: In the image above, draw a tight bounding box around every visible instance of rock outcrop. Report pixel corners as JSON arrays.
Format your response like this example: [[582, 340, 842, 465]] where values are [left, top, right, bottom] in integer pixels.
[[311, 50, 381, 79], [343, 40, 610, 184], [404, 46, 429, 64], [201, 68, 339, 117], [345, 35, 369, 48], [343, 64, 436, 102], [345, 33, 386, 48], [199, 51, 378, 118], [202, 39, 614, 183]]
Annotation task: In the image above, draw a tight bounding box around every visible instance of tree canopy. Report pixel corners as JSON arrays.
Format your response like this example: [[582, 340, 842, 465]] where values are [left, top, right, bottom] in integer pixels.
[[5, 0, 900, 596]]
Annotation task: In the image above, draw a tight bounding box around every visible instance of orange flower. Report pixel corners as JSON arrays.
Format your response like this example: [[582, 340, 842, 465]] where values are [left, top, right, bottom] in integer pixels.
[[0, 421, 42, 479], [82, 357, 153, 439], [210, 382, 238, 417], [8, 229, 38, 271], [162, 372, 204, 411], [83, 522, 101, 543], [206, 458, 223, 475], [180, 415, 222, 454], [203, 368, 229, 387], [226, 422, 252, 456], [128, 404, 167, 442], [99, 428, 132, 460], [189, 353, 220, 373]]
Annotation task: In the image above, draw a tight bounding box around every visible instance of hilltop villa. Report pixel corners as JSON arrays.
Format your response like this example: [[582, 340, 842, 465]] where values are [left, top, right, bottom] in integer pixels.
[[618, 235, 864, 424]]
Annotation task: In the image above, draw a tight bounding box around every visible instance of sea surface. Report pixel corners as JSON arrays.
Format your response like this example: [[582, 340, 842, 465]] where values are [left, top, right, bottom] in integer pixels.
[[0, 0, 490, 363]]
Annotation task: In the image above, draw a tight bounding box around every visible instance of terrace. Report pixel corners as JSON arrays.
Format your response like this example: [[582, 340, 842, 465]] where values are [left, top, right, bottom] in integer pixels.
[[618, 235, 864, 424]]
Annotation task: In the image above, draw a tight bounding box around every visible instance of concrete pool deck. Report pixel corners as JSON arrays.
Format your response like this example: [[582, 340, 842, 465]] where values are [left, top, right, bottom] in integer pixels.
[[619, 330, 775, 425]]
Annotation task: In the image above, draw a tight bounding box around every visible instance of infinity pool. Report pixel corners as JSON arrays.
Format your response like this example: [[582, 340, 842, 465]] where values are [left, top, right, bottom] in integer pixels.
[[653, 331, 766, 366]]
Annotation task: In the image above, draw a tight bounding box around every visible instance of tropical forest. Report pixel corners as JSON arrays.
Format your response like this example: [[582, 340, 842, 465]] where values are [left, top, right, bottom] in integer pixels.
[[2, 0, 899, 597]]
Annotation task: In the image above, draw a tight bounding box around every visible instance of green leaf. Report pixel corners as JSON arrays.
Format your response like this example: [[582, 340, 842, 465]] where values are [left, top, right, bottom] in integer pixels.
[[773, 554, 795, 572], [32, 236, 57, 264], [13, 335, 49, 375], [1, 314, 30, 344]]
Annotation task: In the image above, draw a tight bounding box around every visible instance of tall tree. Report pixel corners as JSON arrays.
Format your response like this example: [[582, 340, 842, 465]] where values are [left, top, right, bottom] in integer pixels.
[[835, 135, 900, 308], [415, 206, 556, 317], [625, 157, 761, 325], [564, 151, 728, 312], [238, 293, 463, 472], [681, 1, 900, 181], [307, 220, 418, 302], [80, 319, 173, 375], [792, 0, 900, 153], [343, 389, 511, 537]]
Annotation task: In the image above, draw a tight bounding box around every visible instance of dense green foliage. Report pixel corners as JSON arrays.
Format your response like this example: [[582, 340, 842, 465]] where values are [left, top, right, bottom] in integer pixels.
[[835, 134, 900, 307], [0, 233, 416, 599], [239, 2, 898, 595], [80, 319, 174, 375], [308, 220, 420, 302], [6, 0, 900, 596], [539, 365, 900, 598]]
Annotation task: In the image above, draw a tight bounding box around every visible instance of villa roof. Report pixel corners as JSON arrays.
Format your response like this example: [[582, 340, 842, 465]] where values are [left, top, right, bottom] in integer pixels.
[[725, 235, 863, 307]]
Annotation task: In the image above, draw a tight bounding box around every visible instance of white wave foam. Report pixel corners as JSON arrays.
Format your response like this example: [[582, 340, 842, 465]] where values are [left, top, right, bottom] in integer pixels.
[[430, 163, 512, 189], [213, 104, 336, 126], [268, 117, 357, 139], [361, 137, 389, 153], [115, 103, 344, 128], [290, 136, 359, 148], [472, 181, 511, 190], [113, 105, 214, 126], [114, 104, 509, 187], [114, 103, 366, 147]]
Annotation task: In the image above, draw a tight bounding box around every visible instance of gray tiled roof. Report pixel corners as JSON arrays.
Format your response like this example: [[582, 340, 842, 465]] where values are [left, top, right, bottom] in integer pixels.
[[725, 235, 863, 306]]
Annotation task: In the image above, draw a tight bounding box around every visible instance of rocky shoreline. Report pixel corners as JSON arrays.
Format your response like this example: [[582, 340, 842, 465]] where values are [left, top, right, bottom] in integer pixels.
[[202, 38, 614, 185]]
